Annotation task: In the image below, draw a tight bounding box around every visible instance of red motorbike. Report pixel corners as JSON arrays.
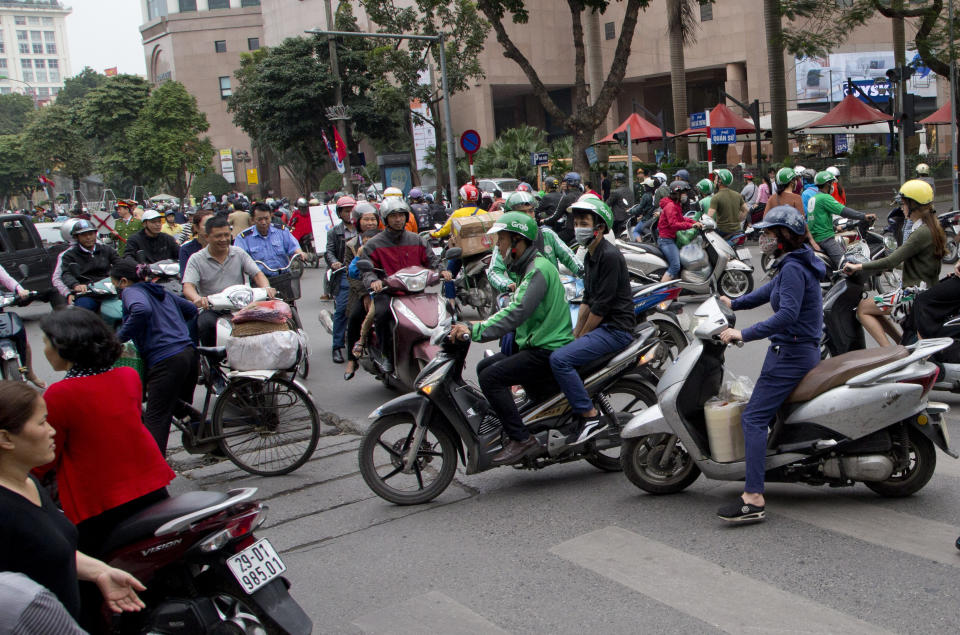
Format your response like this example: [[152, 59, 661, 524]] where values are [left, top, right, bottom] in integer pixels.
[[99, 488, 311, 634], [355, 261, 449, 391]]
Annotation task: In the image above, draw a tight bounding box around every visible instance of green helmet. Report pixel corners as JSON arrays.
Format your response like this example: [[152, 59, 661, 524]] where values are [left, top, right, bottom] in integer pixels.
[[814, 170, 836, 186], [696, 179, 713, 196], [569, 196, 614, 233], [713, 168, 733, 186], [775, 167, 796, 186], [505, 191, 535, 212], [487, 211, 538, 242]]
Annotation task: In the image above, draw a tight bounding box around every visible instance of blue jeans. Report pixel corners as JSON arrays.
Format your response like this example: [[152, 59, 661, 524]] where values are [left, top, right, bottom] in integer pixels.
[[631, 220, 646, 241], [741, 343, 819, 493], [443, 258, 462, 300], [657, 237, 682, 277], [74, 296, 101, 313], [331, 274, 350, 348], [550, 325, 633, 413]]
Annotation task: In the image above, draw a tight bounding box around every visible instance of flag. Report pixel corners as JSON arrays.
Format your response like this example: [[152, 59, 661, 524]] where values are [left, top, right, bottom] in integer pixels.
[[321, 128, 345, 174], [333, 127, 348, 162], [105, 67, 118, 77], [37, 175, 54, 187]]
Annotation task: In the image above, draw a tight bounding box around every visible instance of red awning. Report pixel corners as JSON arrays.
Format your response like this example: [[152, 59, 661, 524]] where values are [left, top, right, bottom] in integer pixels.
[[919, 101, 953, 125], [805, 94, 892, 128], [677, 103, 756, 136], [597, 113, 673, 144]]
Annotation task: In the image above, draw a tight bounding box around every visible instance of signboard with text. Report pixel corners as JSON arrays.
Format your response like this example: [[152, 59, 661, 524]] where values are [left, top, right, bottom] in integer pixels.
[[689, 111, 707, 129], [530, 151, 549, 166], [710, 127, 736, 144]]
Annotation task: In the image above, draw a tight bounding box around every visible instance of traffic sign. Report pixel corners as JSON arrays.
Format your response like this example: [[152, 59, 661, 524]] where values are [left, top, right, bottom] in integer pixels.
[[585, 146, 599, 166], [530, 151, 549, 166], [689, 111, 707, 129], [710, 127, 736, 144], [460, 129, 481, 155]]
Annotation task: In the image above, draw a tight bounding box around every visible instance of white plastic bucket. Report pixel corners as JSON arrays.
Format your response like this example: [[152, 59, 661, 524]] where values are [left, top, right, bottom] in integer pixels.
[[704, 400, 746, 463]]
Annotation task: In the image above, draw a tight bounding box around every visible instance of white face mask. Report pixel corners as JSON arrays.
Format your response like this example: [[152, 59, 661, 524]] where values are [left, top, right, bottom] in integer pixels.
[[759, 233, 778, 254], [574, 227, 595, 245], [680, 194, 689, 203]]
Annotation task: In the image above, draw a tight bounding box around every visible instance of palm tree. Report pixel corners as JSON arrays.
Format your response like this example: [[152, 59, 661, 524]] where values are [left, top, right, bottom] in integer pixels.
[[667, 0, 698, 161], [763, 0, 788, 161]]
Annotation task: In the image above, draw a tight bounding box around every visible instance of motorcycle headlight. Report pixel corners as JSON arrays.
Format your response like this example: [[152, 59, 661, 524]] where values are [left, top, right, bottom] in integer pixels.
[[397, 270, 429, 293], [227, 288, 254, 308], [414, 359, 452, 395]]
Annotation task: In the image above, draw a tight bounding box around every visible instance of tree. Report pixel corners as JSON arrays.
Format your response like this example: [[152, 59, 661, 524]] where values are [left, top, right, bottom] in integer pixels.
[[667, 0, 697, 161], [23, 104, 94, 193], [0, 135, 39, 208], [476, 0, 648, 176], [763, 0, 789, 161], [56, 67, 106, 107], [190, 171, 231, 200], [0, 94, 35, 136], [127, 81, 215, 206], [472, 125, 550, 183]]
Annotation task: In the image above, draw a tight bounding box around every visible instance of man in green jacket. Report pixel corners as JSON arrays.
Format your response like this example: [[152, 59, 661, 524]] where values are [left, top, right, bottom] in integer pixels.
[[450, 212, 573, 465], [112, 200, 142, 257]]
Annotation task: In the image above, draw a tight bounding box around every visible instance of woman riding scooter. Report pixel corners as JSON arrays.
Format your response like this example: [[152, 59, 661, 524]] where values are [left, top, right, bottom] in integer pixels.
[[717, 206, 826, 523], [0, 263, 43, 387]]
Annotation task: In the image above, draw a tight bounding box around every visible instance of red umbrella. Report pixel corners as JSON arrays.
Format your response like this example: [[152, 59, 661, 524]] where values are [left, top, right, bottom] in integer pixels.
[[677, 103, 756, 136], [597, 113, 673, 144], [804, 94, 892, 128], [919, 101, 953, 125]]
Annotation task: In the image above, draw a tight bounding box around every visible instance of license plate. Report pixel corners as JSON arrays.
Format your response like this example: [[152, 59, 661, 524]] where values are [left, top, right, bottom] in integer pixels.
[[736, 247, 752, 261], [226, 538, 286, 594]]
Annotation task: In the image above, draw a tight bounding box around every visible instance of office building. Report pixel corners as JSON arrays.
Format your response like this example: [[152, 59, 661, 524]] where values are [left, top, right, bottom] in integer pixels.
[[0, 0, 72, 105]]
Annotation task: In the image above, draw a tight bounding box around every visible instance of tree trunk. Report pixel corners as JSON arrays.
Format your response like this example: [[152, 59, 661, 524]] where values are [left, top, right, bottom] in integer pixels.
[[572, 124, 592, 177], [667, 0, 689, 161], [763, 0, 789, 162], [429, 100, 448, 195]]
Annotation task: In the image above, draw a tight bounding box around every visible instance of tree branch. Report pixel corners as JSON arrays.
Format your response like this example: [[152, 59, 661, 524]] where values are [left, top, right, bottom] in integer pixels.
[[908, 0, 948, 77], [568, 0, 588, 116], [589, 0, 645, 124]]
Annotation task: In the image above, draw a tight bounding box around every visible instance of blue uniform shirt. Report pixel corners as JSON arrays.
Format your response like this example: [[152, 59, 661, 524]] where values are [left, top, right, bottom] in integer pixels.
[[234, 224, 300, 275]]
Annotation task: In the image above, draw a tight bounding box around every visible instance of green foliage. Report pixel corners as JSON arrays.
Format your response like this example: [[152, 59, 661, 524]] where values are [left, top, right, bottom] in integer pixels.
[[56, 67, 106, 107], [547, 136, 574, 175], [0, 134, 39, 202], [22, 104, 94, 186], [318, 171, 345, 192], [471, 126, 549, 182], [0, 94, 35, 136], [190, 171, 231, 199]]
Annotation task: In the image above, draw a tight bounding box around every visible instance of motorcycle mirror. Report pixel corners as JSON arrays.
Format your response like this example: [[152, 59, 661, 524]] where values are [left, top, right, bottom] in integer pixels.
[[445, 247, 463, 260], [356, 259, 374, 273]]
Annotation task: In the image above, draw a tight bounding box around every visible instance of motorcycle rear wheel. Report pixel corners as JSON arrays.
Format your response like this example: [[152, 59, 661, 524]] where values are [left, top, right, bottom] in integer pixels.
[[621, 434, 701, 494], [942, 238, 959, 264], [864, 427, 936, 497], [1, 358, 21, 382], [201, 578, 289, 635]]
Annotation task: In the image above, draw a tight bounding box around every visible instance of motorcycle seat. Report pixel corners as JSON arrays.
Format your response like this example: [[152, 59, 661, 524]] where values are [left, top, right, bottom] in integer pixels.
[[100, 491, 231, 555], [197, 346, 228, 363], [786, 346, 909, 403], [638, 242, 664, 259]]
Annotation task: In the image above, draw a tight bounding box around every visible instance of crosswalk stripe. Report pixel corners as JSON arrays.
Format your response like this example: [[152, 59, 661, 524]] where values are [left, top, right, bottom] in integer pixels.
[[352, 591, 510, 635], [551, 526, 889, 635]]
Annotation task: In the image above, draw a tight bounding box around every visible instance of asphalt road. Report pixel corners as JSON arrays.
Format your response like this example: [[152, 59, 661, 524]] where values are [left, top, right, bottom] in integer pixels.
[[16, 245, 960, 634]]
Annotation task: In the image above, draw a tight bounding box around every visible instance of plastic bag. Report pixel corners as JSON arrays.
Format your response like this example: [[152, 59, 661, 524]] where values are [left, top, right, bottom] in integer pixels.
[[675, 228, 697, 247], [679, 241, 707, 269], [719, 373, 754, 403], [232, 299, 293, 325], [225, 330, 304, 371]]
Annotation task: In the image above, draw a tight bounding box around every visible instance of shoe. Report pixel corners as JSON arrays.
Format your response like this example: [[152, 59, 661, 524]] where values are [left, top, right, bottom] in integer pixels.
[[332, 348, 345, 364], [568, 414, 609, 446], [344, 361, 357, 381], [717, 497, 766, 523], [491, 435, 540, 465]]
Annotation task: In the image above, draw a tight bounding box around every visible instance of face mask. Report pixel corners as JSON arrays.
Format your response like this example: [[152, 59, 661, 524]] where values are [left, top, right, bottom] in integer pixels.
[[759, 233, 778, 254], [680, 194, 689, 203], [502, 248, 515, 266], [574, 227, 595, 245]]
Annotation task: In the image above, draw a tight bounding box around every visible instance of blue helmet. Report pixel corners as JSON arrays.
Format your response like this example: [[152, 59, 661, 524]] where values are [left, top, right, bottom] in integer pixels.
[[754, 205, 806, 236], [563, 172, 581, 186], [673, 168, 690, 182]]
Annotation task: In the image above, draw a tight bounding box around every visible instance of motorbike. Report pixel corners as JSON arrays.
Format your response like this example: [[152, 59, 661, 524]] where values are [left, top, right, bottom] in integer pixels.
[[357, 318, 665, 505], [938, 210, 960, 264], [447, 247, 496, 318], [145, 259, 182, 295], [0, 290, 37, 381], [354, 259, 450, 392], [617, 217, 755, 300], [619, 296, 956, 498], [98, 487, 312, 634], [73, 277, 123, 328]]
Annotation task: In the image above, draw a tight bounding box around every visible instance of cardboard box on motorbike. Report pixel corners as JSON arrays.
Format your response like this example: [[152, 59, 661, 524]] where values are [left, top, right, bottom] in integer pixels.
[[450, 211, 502, 257]]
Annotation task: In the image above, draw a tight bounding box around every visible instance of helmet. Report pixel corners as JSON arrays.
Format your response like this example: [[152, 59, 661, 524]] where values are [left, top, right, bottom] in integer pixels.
[[642, 178, 655, 189], [654, 171, 667, 182], [408, 187, 423, 200], [712, 169, 733, 187], [486, 211, 538, 242], [775, 167, 796, 186], [569, 197, 614, 232], [562, 172, 581, 186], [335, 195, 357, 209], [802, 168, 817, 183], [753, 205, 807, 236], [308, 198, 320, 206], [265, 197, 275, 206], [60, 219, 79, 243], [826, 166, 841, 178], [794, 165, 805, 175], [613, 172, 626, 182], [516, 182, 533, 193], [505, 191, 535, 211], [544, 176, 559, 190], [696, 179, 713, 196], [899, 179, 934, 205], [70, 219, 97, 236], [141, 210, 162, 221], [744, 172, 754, 180], [424, 193, 434, 203], [814, 170, 835, 186], [458, 183, 480, 203], [669, 180, 693, 194], [352, 202, 378, 221], [915, 162, 930, 176], [673, 169, 690, 181], [383, 187, 404, 198], [379, 197, 410, 223], [296, 197, 308, 208]]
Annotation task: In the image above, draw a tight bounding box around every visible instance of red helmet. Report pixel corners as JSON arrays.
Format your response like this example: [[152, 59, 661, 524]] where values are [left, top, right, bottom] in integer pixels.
[[459, 183, 480, 203], [516, 182, 533, 193]]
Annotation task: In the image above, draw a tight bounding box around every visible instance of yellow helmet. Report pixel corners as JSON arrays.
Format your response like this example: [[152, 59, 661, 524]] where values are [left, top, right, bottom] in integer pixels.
[[899, 179, 934, 206]]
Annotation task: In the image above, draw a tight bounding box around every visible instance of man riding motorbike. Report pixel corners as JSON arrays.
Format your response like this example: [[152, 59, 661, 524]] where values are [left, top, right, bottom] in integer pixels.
[[807, 170, 875, 269], [124, 210, 180, 264], [323, 196, 358, 364], [706, 169, 747, 239], [448, 212, 573, 465], [541, 172, 582, 244], [59, 220, 120, 311], [605, 173, 634, 235], [431, 184, 483, 305]]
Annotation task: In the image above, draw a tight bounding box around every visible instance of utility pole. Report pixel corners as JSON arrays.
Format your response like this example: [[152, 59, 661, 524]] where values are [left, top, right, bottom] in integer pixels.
[[893, 0, 906, 185], [323, 0, 351, 193], [950, 0, 959, 211]]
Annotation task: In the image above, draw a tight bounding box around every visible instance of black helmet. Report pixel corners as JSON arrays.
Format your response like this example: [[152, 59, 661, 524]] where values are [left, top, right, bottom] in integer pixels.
[[70, 219, 97, 236], [613, 173, 626, 182], [669, 180, 692, 194], [544, 176, 559, 190]]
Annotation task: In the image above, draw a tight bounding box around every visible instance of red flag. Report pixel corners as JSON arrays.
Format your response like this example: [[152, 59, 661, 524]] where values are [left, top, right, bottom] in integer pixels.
[[333, 127, 347, 162], [105, 67, 118, 77], [38, 175, 54, 187]]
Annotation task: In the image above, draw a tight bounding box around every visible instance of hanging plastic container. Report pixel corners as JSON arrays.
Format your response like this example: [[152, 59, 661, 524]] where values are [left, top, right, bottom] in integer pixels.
[[704, 399, 745, 462]]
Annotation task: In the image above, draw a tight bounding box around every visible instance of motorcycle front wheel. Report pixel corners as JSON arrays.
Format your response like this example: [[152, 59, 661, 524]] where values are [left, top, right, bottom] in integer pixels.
[[621, 433, 701, 494], [584, 378, 657, 472], [719, 269, 754, 298], [942, 237, 959, 264]]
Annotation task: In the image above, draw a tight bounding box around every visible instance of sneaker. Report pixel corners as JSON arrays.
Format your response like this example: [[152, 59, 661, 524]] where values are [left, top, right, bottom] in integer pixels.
[[569, 414, 609, 446], [717, 497, 766, 523]]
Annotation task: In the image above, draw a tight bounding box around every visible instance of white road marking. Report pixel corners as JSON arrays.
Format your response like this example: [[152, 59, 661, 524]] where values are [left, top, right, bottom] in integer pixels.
[[352, 591, 510, 635]]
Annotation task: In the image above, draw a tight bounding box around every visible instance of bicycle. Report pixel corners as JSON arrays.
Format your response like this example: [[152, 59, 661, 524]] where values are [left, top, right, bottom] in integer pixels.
[[174, 345, 320, 476], [253, 254, 310, 379]]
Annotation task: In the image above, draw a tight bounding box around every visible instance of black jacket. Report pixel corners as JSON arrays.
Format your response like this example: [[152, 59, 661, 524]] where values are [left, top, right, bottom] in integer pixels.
[[606, 186, 635, 222], [540, 191, 577, 244], [582, 239, 635, 333], [324, 223, 354, 283], [125, 230, 180, 264], [60, 243, 120, 289]]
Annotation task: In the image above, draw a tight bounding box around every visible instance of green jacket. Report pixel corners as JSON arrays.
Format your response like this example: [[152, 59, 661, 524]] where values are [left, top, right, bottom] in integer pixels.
[[486, 226, 582, 293], [861, 222, 941, 288], [471, 248, 573, 351], [113, 217, 143, 257]]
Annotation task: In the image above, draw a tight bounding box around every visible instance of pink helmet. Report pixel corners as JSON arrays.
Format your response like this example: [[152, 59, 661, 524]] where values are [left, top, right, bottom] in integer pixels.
[[335, 196, 357, 209]]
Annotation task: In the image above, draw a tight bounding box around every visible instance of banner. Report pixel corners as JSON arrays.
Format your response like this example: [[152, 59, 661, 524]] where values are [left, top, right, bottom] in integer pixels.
[[219, 149, 236, 184], [796, 50, 936, 104]]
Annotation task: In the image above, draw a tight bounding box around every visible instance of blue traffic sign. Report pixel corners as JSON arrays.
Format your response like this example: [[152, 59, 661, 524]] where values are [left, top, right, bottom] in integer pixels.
[[689, 111, 707, 129], [530, 151, 549, 166], [460, 129, 481, 154], [711, 127, 736, 144]]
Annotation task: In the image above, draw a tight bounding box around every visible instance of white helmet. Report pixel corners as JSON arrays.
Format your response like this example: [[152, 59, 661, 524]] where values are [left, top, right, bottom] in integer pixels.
[[826, 166, 840, 178], [794, 165, 805, 175], [379, 197, 410, 223], [916, 162, 930, 175], [60, 218, 79, 243], [383, 186, 404, 198]]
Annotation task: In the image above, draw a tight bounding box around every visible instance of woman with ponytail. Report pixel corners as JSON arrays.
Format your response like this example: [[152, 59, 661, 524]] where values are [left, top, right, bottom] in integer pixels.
[[111, 258, 199, 454]]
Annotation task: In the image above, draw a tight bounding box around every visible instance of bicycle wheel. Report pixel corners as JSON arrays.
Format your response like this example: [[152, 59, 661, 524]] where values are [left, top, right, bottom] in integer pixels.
[[212, 376, 320, 476]]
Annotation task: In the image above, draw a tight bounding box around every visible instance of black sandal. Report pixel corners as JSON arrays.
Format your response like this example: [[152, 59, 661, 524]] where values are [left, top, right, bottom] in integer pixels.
[[717, 497, 766, 523], [344, 361, 357, 381]]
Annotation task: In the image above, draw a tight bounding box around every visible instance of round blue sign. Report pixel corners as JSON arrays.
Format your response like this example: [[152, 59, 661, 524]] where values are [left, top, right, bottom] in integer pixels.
[[460, 129, 481, 154]]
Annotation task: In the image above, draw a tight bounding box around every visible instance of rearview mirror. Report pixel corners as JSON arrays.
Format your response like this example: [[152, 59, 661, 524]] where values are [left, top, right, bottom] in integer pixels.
[[356, 259, 374, 273], [445, 247, 462, 260]]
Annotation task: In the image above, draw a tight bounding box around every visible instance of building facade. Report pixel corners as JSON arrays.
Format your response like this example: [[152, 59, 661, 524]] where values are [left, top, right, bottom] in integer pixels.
[[0, 0, 71, 105]]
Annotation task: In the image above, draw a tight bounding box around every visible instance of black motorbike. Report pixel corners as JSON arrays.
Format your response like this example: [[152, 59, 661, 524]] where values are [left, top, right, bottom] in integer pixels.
[[0, 290, 37, 381]]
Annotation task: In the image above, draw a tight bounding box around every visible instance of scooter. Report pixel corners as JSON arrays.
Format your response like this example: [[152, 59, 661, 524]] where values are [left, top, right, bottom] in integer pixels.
[[98, 487, 312, 634], [619, 296, 956, 497], [144, 259, 182, 295], [357, 319, 664, 505], [0, 291, 37, 381], [354, 259, 450, 392], [617, 217, 755, 300], [451, 250, 496, 318], [73, 277, 123, 329]]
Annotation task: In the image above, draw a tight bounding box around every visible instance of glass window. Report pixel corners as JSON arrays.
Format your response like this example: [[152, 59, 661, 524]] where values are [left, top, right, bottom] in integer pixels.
[[14, 17, 25, 26], [42, 17, 53, 26], [34, 59, 44, 69], [35, 69, 46, 82], [147, 0, 168, 20], [38, 87, 48, 97], [29, 31, 40, 41], [604, 22, 614, 40], [240, 0, 261, 6], [699, 1, 713, 21], [27, 17, 39, 25], [0, 88, 10, 95], [16, 31, 26, 41], [17, 43, 27, 55], [43, 31, 54, 42], [32, 43, 42, 54], [49, 67, 59, 82], [219, 76, 231, 99], [208, 0, 230, 9], [48, 59, 57, 69], [21, 69, 32, 82], [247, 37, 259, 50], [0, 60, 6, 69], [0, 42, 5, 55], [179, 0, 197, 11], [20, 59, 30, 69], [214, 40, 226, 53], [45, 43, 55, 54], [3, 220, 34, 251], [51, 87, 58, 96]]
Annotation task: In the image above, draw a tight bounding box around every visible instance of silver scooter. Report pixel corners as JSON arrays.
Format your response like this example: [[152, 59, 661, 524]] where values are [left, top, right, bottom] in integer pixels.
[[617, 217, 755, 300], [620, 297, 956, 497]]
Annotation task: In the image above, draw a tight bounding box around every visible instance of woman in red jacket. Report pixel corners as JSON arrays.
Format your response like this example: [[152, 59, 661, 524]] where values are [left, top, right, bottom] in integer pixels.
[[35, 309, 175, 558], [658, 180, 702, 282]]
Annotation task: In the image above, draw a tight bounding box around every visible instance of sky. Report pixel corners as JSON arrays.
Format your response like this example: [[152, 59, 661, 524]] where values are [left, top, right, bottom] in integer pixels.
[[65, 0, 147, 77]]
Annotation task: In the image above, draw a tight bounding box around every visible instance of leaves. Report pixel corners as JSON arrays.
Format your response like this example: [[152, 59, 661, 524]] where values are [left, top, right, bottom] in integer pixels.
[[0, 94, 35, 136], [0, 134, 40, 202], [22, 104, 94, 184]]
